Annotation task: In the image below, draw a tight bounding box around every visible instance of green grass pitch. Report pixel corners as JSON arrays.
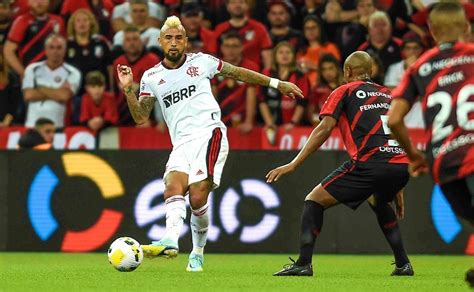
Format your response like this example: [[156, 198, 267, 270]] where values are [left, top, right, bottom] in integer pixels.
[[0, 253, 472, 291]]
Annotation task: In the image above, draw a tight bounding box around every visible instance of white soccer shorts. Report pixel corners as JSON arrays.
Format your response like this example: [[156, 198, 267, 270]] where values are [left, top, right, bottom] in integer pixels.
[[164, 127, 229, 189]]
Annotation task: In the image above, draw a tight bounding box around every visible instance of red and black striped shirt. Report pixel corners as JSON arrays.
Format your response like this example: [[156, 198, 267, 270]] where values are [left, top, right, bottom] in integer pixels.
[[7, 12, 65, 66], [392, 41, 474, 184], [212, 59, 259, 126], [320, 80, 408, 164]]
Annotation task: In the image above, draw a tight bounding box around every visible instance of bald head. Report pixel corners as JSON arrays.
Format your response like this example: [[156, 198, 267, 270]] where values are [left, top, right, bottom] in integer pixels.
[[343, 51, 372, 82], [429, 2, 468, 44]]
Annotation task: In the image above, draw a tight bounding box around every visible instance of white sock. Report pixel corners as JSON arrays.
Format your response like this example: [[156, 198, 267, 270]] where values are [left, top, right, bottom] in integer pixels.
[[164, 195, 186, 244], [190, 203, 209, 255]]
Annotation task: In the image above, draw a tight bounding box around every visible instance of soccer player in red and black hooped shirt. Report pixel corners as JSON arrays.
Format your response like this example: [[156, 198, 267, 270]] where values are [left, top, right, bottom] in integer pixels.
[[268, 51, 413, 277], [389, 4, 474, 283], [4, 0, 65, 79], [214, 0, 273, 70], [212, 32, 258, 133]]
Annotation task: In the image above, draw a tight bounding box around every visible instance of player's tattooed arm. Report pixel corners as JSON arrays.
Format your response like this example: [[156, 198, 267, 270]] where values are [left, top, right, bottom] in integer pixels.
[[124, 87, 155, 125], [117, 64, 154, 125], [219, 61, 304, 99]]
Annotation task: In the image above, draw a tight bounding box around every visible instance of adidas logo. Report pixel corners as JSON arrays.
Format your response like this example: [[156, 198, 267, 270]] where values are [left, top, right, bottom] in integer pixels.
[[196, 169, 204, 175], [158, 79, 166, 85]]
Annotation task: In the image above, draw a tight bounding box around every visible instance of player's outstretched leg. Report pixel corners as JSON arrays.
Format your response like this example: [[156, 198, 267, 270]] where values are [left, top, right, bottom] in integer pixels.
[[368, 199, 413, 276], [186, 179, 212, 272], [142, 195, 185, 259], [274, 185, 337, 276]]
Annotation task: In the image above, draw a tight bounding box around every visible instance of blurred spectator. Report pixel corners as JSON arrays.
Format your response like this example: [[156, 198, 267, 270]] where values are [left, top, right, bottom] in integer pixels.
[[259, 42, 309, 132], [4, 0, 65, 79], [384, 32, 424, 89], [61, 0, 113, 37], [324, 0, 358, 23], [18, 117, 55, 149], [111, 0, 166, 32], [465, 20, 474, 43], [11, 0, 29, 18], [324, 0, 358, 42], [368, 52, 384, 85], [214, 0, 273, 69], [335, 0, 376, 59], [358, 11, 402, 72], [267, 0, 303, 52], [80, 71, 118, 131], [113, 26, 159, 126], [22, 34, 81, 128], [307, 54, 343, 125], [411, 2, 474, 29], [180, 3, 217, 55], [0, 51, 22, 127], [378, 0, 425, 39], [294, 0, 325, 29], [0, 1, 12, 48], [212, 32, 258, 134], [297, 15, 340, 89], [384, 31, 425, 129], [113, 0, 161, 58], [66, 9, 113, 95]]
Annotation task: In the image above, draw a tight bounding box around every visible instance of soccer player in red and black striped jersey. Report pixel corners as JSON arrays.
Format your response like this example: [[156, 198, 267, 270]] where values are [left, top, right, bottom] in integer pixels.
[[388, 3, 474, 285], [268, 51, 413, 277]]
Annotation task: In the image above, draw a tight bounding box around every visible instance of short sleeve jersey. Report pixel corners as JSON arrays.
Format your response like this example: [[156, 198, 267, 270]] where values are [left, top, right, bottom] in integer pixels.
[[320, 80, 409, 164], [139, 53, 226, 147], [8, 12, 65, 66], [22, 61, 81, 128], [214, 19, 272, 67], [392, 42, 474, 184]]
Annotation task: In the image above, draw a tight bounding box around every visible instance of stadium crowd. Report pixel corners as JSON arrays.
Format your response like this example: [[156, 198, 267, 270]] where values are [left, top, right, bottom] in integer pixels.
[[0, 0, 472, 133]]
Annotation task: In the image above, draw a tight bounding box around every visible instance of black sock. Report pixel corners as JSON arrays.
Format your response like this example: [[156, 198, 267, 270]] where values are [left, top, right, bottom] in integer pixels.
[[296, 200, 324, 266], [369, 202, 409, 268]]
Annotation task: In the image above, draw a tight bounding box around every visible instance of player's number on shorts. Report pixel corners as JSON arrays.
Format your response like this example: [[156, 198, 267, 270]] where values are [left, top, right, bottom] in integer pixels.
[[427, 85, 474, 143], [380, 115, 399, 146]]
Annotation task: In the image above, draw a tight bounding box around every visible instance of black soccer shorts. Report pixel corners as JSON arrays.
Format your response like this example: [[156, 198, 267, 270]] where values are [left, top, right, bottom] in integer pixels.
[[440, 174, 474, 223], [321, 160, 409, 210]]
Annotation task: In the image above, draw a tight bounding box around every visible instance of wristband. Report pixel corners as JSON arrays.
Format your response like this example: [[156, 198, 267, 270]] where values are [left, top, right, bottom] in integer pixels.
[[269, 78, 280, 89]]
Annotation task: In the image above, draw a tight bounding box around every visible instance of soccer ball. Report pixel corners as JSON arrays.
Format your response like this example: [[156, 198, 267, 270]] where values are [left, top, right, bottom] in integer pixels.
[[108, 237, 143, 272]]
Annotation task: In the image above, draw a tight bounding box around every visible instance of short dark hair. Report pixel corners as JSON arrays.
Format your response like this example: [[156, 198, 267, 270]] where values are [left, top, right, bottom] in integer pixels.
[[35, 118, 54, 127], [221, 31, 243, 43], [123, 25, 140, 34], [130, 0, 148, 6], [85, 71, 106, 86]]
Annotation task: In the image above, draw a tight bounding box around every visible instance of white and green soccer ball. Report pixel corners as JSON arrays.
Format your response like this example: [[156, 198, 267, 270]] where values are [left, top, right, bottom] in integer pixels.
[[108, 237, 143, 272]]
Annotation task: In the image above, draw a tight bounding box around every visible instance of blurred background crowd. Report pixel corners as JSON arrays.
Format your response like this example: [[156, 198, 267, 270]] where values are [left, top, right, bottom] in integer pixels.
[[0, 0, 473, 135]]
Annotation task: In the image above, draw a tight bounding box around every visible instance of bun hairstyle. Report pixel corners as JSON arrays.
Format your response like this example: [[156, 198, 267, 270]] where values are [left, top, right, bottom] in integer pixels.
[[160, 16, 186, 36]]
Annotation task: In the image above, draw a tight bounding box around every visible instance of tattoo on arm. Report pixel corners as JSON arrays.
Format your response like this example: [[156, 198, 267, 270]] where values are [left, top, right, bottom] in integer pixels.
[[123, 86, 155, 124], [219, 62, 271, 87]]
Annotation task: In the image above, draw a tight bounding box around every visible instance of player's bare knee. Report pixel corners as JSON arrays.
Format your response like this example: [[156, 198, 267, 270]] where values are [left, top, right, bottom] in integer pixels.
[[189, 194, 208, 210], [164, 183, 187, 199], [305, 185, 337, 208], [188, 180, 212, 209]]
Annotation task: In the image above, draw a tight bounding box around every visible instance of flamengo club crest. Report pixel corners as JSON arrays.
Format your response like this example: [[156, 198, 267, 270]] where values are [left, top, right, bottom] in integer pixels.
[[186, 66, 199, 77]]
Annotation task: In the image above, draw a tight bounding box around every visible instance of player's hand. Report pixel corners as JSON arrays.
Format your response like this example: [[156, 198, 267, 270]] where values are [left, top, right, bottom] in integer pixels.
[[394, 189, 405, 220], [117, 64, 134, 89], [277, 81, 304, 99], [266, 163, 295, 183], [408, 150, 429, 177]]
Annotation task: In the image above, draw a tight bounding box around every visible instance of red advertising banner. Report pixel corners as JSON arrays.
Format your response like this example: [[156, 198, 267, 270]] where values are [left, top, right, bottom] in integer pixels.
[[0, 127, 428, 150]]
